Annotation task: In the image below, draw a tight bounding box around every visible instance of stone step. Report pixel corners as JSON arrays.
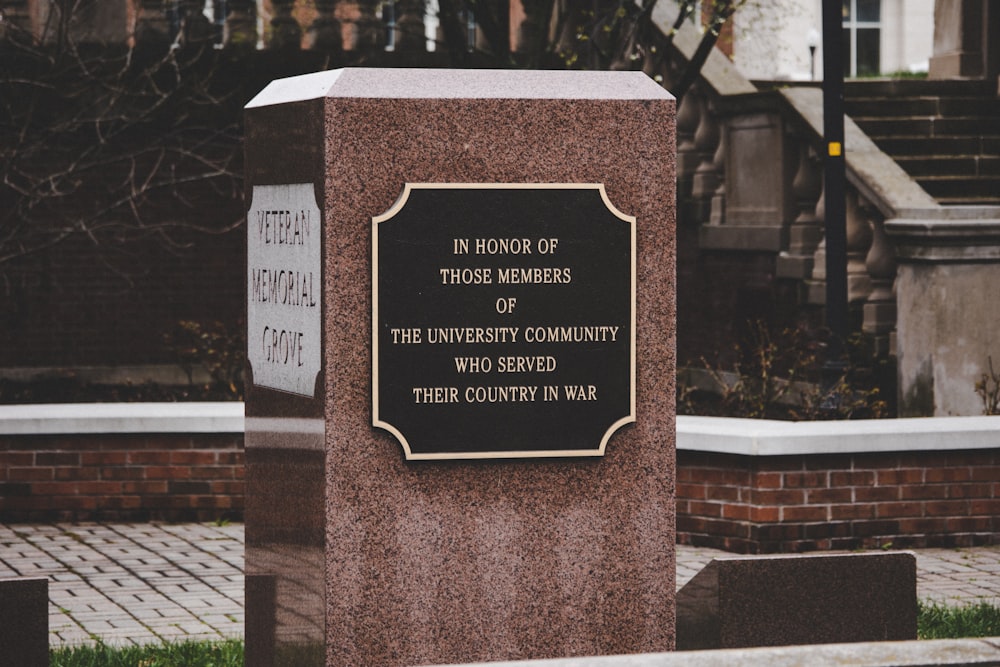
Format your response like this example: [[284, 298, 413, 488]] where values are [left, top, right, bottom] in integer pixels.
[[917, 174, 1000, 200], [934, 195, 1000, 206], [853, 116, 1000, 138], [845, 96, 1000, 118], [873, 135, 1000, 157], [894, 155, 1000, 177], [841, 80, 1000, 207], [843, 78, 995, 98]]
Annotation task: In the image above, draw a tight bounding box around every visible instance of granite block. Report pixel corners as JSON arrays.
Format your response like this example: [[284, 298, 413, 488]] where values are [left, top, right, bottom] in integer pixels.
[[245, 68, 676, 666], [676, 552, 918, 650], [0, 577, 48, 667], [245, 573, 276, 667]]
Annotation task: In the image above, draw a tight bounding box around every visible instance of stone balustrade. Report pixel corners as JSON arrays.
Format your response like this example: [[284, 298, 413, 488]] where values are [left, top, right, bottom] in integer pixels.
[[651, 9, 1000, 416], [667, 78, 919, 358], [0, 0, 436, 51]]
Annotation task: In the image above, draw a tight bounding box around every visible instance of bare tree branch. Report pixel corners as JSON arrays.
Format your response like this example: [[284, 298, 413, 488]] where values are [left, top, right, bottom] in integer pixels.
[[0, 21, 244, 277], [1, 0, 741, 279]]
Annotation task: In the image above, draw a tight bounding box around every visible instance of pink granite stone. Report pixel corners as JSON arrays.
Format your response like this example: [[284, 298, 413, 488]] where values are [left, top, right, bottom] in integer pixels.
[[676, 552, 918, 650], [0, 578, 48, 667], [245, 68, 676, 666]]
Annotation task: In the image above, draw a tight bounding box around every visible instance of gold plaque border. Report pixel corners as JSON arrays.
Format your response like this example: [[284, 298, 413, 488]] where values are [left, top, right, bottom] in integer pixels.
[[372, 183, 637, 461]]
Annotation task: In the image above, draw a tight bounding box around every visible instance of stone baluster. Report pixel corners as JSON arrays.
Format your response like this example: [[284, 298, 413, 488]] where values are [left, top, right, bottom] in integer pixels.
[[642, 43, 664, 85], [650, 52, 682, 92], [225, 0, 257, 48], [394, 0, 426, 52], [269, 0, 301, 49], [211, 0, 226, 45], [807, 186, 876, 309], [806, 181, 827, 305], [691, 101, 721, 222], [180, 0, 214, 43], [676, 88, 701, 178], [675, 86, 701, 209], [863, 214, 897, 357], [516, 0, 548, 55], [777, 139, 823, 281], [708, 120, 727, 226], [336, 0, 358, 49], [357, 0, 384, 49], [383, 0, 396, 50], [135, 0, 172, 45], [846, 189, 873, 303], [307, 0, 342, 51], [0, 0, 32, 43]]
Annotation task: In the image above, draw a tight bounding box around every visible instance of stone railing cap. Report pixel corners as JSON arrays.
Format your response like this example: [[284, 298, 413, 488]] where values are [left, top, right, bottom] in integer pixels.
[[648, 10, 757, 98], [886, 208, 1000, 262]]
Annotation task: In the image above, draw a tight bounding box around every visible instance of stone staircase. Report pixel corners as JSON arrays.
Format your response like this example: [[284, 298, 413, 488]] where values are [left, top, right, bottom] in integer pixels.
[[844, 80, 1000, 206]]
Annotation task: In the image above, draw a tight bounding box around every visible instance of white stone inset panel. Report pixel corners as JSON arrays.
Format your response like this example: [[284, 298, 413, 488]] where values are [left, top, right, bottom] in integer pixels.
[[247, 184, 322, 397]]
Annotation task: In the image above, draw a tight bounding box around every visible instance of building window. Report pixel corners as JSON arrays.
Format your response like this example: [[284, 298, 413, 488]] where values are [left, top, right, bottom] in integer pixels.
[[383, 1, 397, 51], [843, 0, 881, 77]]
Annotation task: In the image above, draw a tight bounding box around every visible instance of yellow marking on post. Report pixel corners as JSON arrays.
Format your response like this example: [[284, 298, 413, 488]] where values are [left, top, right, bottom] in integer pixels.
[[829, 141, 842, 157]]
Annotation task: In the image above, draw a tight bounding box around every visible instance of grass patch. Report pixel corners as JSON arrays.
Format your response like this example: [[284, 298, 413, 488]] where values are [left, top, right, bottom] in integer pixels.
[[50, 638, 243, 667], [919, 600, 1000, 639]]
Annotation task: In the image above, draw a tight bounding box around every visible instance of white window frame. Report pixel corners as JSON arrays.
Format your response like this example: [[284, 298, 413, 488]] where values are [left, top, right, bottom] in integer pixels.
[[842, 0, 882, 77]]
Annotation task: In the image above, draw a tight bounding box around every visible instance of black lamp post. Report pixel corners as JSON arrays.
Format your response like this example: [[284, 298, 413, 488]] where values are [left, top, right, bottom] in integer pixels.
[[821, 0, 848, 386]]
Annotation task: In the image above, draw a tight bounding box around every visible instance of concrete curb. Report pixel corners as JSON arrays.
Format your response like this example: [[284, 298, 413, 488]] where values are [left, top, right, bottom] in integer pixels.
[[439, 638, 1000, 667]]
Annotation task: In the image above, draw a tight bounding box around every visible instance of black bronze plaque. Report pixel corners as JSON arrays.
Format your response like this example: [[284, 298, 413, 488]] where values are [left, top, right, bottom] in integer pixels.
[[373, 184, 635, 460]]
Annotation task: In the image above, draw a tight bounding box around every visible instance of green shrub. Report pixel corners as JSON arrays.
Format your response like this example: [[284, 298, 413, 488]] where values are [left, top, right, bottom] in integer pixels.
[[678, 321, 889, 420], [164, 319, 246, 400], [974, 356, 1000, 415]]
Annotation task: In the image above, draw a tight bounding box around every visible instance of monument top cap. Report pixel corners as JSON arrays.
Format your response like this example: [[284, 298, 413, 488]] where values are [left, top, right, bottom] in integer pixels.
[[245, 68, 673, 109]]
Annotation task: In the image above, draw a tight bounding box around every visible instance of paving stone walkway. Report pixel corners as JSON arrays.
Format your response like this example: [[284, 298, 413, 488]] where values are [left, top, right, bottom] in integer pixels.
[[1, 523, 999, 647], [0, 522, 244, 647]]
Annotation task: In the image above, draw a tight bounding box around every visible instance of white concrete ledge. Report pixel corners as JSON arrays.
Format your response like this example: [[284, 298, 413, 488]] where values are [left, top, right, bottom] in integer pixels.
[[2, 404, 999, 457], [678, 415, 1000, 456], [443, 637, 1000, 667], [0, 402, 244, 435]]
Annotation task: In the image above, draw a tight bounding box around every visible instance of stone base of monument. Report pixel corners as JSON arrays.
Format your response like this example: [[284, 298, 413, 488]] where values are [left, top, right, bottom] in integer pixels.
[[0, 577, 48, 667], [676, 551, 917, 650]]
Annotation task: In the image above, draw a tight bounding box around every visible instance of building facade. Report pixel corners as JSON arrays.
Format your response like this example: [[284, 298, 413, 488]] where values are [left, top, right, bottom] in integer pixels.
[[730, 0, 936, 81]]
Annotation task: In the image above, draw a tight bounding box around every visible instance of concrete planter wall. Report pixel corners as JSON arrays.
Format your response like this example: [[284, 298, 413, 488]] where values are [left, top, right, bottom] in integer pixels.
[[0, 403, 244, 522], [2, 404, 999, 555], [678, 415, 1000, 552]]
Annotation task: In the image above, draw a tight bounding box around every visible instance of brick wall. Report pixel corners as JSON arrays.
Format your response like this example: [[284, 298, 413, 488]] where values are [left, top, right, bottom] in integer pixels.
[[3, 419, 998, 556], [678, 449, 1000, 553], [0, 433, 244, 522]]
